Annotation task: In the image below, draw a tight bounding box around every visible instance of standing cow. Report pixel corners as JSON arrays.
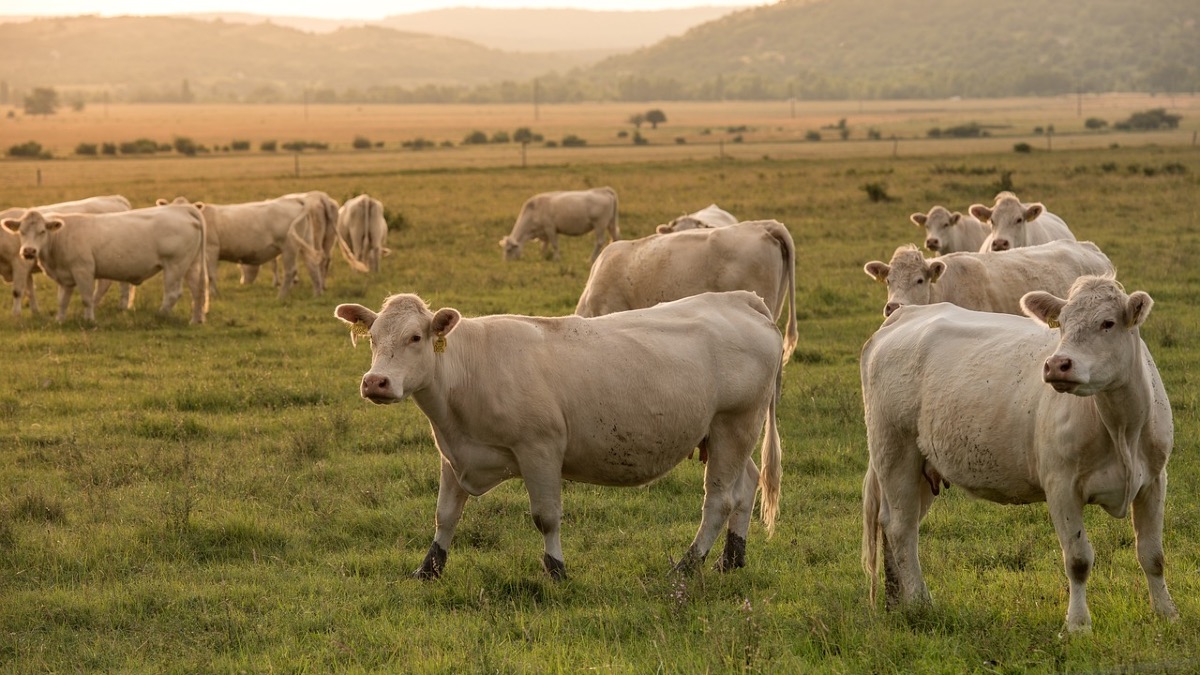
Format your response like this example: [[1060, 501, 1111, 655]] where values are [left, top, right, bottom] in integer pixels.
[[335, 194, 389, 273], [1, 195, 132, 317], [656, 204, 738, 234], [335, 291, 783, 580], [2, 204, 208, 324], [576, 219, 798, 361], [863, 240, 1113, 317], [499, 187, 619, 262], [910, 205, 988, 255], [860, 276, 1177, 633], [971, 191, 1075, 252]]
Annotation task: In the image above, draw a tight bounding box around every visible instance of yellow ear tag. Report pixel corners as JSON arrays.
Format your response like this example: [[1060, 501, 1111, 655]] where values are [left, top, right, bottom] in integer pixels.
[[434, 335, 447, 353], [1047, 317, 1060, 329], [350, 321, 370, 346]]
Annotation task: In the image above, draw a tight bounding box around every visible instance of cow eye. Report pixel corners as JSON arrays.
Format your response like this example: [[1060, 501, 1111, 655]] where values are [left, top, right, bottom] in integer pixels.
[[1101, 320, 1115, 330], [410, 335, 421, 343], [916, 278, 924, 285]]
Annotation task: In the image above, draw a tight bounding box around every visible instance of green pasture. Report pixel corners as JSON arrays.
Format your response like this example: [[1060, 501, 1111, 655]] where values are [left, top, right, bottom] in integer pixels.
[[1, 143, 1199, 672]]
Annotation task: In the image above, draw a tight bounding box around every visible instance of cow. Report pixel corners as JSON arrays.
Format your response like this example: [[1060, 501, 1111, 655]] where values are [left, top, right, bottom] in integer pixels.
[[575, 219, 798, 361], [335, 194, 389, 273], [860, 276, 1178, 633], [1, 195, 132, 317], [656, 203, 738, 234], [499, 187, 619, 262], [159, 196, 324, 298], [863, 240, 1114, 318], [2, 204, 208, 324], [334, 290, 783, 580], [970, 191, 1075, 252], [910, 205, 988, 255]]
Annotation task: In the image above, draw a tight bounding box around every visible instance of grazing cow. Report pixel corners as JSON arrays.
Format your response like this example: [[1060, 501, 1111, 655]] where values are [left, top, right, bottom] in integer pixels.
[[159, 196, 324, 298], [863, 240, 1114, 318], [2, 204, 208, 324], [970, 191, 1075, 252], [860, 276, 1178, 633], [335, 290, 783, 580], [499, 187, 619, 262], [1, 195, 132, 316], [335, 194, 390, 273], [656, 203, 738, 234], [910, 205, 988, 255], [575, 219, 798, 361]]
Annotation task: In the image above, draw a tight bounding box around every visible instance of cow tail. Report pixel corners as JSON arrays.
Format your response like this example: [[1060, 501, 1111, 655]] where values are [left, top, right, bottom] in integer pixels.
[[337, 214, 370, 274], [764, 220, 798, 363], [759, 356, 783, 536], [862, 463, 882, 607], [607, 188, 620, 242], [288, 210, 324, 266], [190, 209, 210, 316]]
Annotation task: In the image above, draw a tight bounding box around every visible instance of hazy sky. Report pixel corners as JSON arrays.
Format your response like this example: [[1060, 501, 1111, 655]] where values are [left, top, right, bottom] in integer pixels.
[[2, 1, 768, 20]]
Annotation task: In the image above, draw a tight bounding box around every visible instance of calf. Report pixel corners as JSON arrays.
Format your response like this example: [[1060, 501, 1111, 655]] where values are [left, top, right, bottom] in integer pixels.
[[500, 187, 619, 262]]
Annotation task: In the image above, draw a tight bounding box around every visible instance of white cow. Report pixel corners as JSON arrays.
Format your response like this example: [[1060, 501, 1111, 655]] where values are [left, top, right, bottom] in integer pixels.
[[910, 205, 988, 255], [2, 204, 208, 324], [335, 290, 783, 580], [575, 219, 798, 361], [1, 195, 131, 316], [863, 240, 1114, 317], [500, 187, 619, 262], [970, 191, 1075, 252], [860, 276, 1178, 633], [335, 194, 390, 273], [656, 203, 738, 234], [159, 196, 324, 298]]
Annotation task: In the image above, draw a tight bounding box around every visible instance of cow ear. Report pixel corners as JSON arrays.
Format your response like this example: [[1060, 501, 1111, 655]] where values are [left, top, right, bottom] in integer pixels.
[[45, 219, 64, 231], [334, 303, 377, 347], [498, 237, 508, 248], [969, 204, 992, 222], [928, 260, 947, 283], [1125, 291, 1153, 329], [910, 213, 927, 226], [1, 218, 18, 233], [655, 224, 673, 234], [195, 202, 206, 211], [948, 212, 962, 226], [863, 261, 889, 283], [431, 308, 461, 337], [155, 198, 168, 206], [1024, 203, 1044, 221], [1021, 291, 1066, 327]]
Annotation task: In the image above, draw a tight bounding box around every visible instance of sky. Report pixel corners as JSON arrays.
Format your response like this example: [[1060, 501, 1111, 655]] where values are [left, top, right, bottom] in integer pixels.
[[1, 0, 768, 20]]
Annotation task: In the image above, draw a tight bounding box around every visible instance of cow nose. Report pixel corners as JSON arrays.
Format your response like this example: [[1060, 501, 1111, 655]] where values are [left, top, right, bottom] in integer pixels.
[[20, 247, 36, 259], [361, 373, 391, 398], [884, 302, 901, 317], [991, 239, 1010, 252], [1044, 355, 1073, 379], [925, 238, 940, 251]]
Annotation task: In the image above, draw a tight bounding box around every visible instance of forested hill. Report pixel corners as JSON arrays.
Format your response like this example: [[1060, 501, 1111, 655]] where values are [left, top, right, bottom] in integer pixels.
[[583, 0, 1200, 100]]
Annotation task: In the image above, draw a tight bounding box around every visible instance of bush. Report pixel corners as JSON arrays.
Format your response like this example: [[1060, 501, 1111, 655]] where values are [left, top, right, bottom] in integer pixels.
[[805, 130, 822, 142], [632, 132, 648, 146], [102, 142, 117, 155], [282, 140, 328, 152], [561, 134, 587, 147], [867, 128, 882, 140], [402, 138, 436, 150], [1013, 142, 1033, 153], [462, 130, 488, 145], [491, 131, 510, 144], [544, 140, 559, 148], [75, 142, 98, 156], [261, 140, 278, 152], [616, 130, 629, 139], [119, 138, 160, 155], [352, 136, 372, 150], [675, 137, 687, 144], [7, 141, 47, 158], [231, 140, 251, 151], [173, 136, 198, 156], [1114, 108, 1182, 131], [1084, 118, 1108, 130], [862, 182, 892, 202]]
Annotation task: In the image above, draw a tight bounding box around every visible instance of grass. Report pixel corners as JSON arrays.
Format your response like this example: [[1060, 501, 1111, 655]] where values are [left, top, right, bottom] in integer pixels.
[[0, 101, 1198, 671]]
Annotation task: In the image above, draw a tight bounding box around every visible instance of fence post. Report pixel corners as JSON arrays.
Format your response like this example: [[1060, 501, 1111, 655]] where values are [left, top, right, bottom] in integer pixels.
[[294, 153, 300, 178], [36, 168, 42, 186]]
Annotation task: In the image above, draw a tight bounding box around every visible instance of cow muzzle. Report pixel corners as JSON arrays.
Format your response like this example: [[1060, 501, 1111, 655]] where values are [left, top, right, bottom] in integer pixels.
[[20, 247, 37, 260], [1043, 355, 1080, 393], [884, 302, 901, 318], [924, 238, 940, 252], [361, 373, 400, 404], [991, 239, 1011, 252]]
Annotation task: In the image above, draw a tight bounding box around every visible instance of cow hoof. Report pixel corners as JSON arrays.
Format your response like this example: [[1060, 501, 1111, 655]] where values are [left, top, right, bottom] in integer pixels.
[[714, 532, 746, 572], [543, 554, 566, 582], [671, 548, 705, 575], [412, 542, 447, 580]]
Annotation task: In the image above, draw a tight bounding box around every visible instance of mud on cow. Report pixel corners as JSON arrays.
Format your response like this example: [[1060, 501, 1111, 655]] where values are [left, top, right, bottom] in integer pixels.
[[860, 276, 1178, 633], [500, 187, 619, 262], [2, 204, 208, 324], [910, 205, 988, 255], [656, 203, 738, 234], [1, 195, 132, 317], [576, 219, 798, 361], [335, 291, 783, 580], [971, 191, 1075, 252], [863, 240, 1114, 318], [335, 194, 389, 273]]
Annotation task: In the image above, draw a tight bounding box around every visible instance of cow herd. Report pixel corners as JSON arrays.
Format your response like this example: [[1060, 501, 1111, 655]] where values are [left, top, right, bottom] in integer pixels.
[[2, 183, 1178, 635]]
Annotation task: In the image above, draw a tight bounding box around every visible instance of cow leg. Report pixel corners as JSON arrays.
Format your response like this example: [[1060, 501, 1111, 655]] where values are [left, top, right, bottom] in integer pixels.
[[120, 283, 135, 310], [676, 422, 756, 574], [1046, 484, 1093, 633], [715, 458, 760, 572], [158, 265, 186, 316], [55, 283, 75, 322], [277, 250, 297, 299], [1132, 471, 1178, 621], [239, 263, 260, 285], [206, 241, 221, 297], [514, 456, 567, 580], [301, 250, 324, 297], [414, 457, 470, 580], [875, 449, 933, 608], [185, 250, 207, 324]]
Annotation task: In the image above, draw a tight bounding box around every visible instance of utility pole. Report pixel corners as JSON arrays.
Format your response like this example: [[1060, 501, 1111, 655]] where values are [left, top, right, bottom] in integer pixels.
[[533, 79, 540, 122]]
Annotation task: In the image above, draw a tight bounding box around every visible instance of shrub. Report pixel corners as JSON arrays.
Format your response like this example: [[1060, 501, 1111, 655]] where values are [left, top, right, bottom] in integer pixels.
[[632, 132, 649, 146], [616, 130, 629, 138], [231, 140, 251, 151], [352, 136, 372, 150], [805, 130, 822, 142], [675, 137, 687, 144], [1013, 142, 1033, 153], [867, 128, 882, 140], [7, 141, 47, 158], [462, 130, 488, 145], [75, 143, 98, 156], [862, 182, 892, 202], [544, 140, 559, 148], [119, 138, 159, 155], [1114, 108, 1182, 131], [561, 134, 587, 147], [490, 131, 510, 144], [173, 136, 198, 156], [261, 140, 278, 152], [402, 138, 436, 150], [1084, 118, 1108, 130], [102, 142, 117, 155], [282, 140, 328, 152]]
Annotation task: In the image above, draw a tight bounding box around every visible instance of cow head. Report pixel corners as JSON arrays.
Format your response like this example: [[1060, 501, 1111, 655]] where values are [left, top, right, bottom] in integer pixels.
[[970, 193, 1044, 252], [659, 215, 707, 234], [335, 294, 461, 404], [1021, 276, 1152, 397], [3, 210, 63, 262], [911, 205, 961, 253], [499, 236, 522, 260], [156, 196, 194, 207], [863, 245, 945, 318]]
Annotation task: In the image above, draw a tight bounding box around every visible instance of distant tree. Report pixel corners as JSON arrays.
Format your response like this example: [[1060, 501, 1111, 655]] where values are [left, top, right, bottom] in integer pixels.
[[24, 87, 59, 116], [7, 141, 47, 158], [513, 127, 534, 144], [645, 109, 667, 129], [1085, 117, 1108, 130], [173, 136, 198, 156], [463, 130, 488, 145], [75, 142, 98, 156], [352, 135, 372, 149], [628, 113, 645, 129], [491, 130, 510, 143]]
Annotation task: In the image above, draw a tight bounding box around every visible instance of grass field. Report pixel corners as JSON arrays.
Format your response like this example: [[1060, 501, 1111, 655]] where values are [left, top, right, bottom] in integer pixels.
[[1, 99, 1199, 672]]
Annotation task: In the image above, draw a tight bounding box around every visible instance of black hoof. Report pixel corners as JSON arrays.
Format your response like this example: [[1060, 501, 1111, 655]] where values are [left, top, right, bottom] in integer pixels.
[[543, 554, 566, 581], [412, 542, 447, 580], [714, 532, 746, 572], [671, 546, 706, 575]]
